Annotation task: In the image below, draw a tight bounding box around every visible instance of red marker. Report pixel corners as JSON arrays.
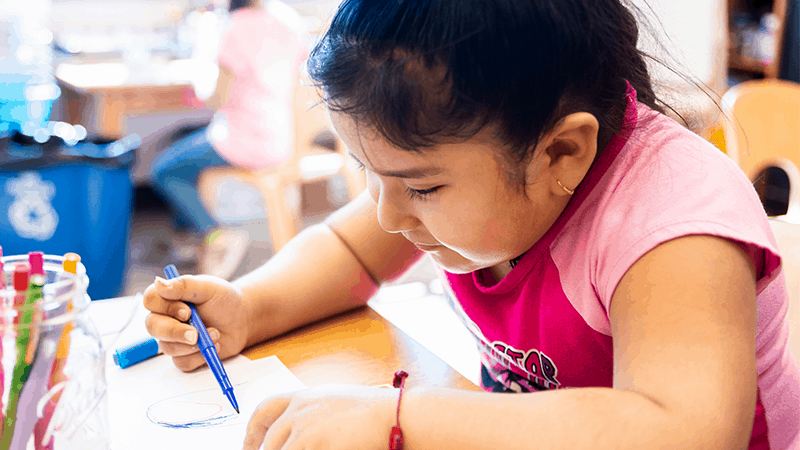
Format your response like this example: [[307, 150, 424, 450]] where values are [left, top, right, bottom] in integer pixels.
[[14, 263, 31, 308]]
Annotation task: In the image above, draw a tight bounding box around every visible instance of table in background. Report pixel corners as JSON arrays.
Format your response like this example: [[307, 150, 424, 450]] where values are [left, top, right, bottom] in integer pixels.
[[54, 58, 213, 140], [54, 58, 216, 183]]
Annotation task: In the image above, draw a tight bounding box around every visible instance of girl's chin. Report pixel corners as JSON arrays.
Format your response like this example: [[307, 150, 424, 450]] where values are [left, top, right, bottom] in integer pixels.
[[428, 250, 484, 274]]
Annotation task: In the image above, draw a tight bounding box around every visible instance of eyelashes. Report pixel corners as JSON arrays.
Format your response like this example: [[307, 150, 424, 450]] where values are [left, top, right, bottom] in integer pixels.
[[405, 186, 440, 200], [352, 158, 366, 171], [351, 157, 441, 201]]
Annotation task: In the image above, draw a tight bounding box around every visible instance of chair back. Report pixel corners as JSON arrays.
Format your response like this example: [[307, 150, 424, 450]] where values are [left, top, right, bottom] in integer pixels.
[[722, 79, 800, 182], [722, 79, 800, 222], [757, 157, 800, 223]]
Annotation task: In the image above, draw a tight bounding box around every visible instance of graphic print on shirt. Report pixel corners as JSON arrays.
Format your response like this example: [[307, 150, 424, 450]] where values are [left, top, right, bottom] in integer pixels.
[[485, 340, 560, 392], [442, 289, 562, 393]]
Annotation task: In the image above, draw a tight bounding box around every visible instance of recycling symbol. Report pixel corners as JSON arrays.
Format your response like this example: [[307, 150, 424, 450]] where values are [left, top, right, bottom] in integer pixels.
[[6, 171, 59, 241]]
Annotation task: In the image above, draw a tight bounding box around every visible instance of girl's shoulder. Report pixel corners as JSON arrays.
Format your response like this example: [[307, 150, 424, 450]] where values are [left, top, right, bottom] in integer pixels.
[[613, 102, 753, 203], [553, 103, 780, 318]]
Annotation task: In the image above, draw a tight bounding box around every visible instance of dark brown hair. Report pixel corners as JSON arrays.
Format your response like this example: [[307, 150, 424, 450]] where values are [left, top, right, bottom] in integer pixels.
[[308, 0, 686, 182]]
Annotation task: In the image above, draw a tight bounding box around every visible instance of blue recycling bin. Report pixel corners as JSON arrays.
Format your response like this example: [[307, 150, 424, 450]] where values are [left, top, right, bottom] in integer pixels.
[[0, 135, 137, 300]]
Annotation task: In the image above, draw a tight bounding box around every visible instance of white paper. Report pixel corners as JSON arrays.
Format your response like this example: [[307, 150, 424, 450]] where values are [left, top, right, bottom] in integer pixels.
[[368, 294, 481, 386], [108, 355, 307, 450], [90, 297, 308, 449]]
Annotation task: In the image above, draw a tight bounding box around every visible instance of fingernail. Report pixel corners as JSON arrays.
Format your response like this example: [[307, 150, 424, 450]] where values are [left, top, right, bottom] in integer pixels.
[[185, 330, 197, 344], [178, 309, 190, 321], [155, 276, 173, 288], [210, 329, 220, 341]]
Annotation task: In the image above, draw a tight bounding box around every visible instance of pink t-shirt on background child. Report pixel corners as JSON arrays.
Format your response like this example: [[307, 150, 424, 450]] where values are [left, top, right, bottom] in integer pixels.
[[212, 8, 309, 170], [443, 84, 800, 449]]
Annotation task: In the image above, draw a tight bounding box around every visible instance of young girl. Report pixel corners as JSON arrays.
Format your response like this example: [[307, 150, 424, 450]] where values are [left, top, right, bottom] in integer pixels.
[[143, 0, 800, 449]]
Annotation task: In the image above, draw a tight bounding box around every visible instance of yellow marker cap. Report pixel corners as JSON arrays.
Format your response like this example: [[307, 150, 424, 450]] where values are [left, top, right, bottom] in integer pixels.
[[63, 253, 81, 274]]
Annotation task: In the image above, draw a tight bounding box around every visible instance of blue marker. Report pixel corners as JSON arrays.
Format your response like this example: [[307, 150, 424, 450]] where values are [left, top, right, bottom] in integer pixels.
[[113, 337, 160, 369], [164, 264, 239, 414]]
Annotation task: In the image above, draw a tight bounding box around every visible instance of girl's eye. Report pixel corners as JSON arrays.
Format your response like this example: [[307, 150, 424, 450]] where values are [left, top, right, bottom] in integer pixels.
[[351, 158, 366, 171], [349, 155, 440, 200], [406, 186, 441, 201]]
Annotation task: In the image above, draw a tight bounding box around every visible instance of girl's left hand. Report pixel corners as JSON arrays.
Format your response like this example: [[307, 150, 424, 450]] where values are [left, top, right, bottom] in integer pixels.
[[242, 384, 399, 450]]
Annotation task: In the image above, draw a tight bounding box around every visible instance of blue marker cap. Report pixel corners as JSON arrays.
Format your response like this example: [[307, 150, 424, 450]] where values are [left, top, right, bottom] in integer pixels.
[[113, 337, 159, 369], [164, 264, 179, 279]]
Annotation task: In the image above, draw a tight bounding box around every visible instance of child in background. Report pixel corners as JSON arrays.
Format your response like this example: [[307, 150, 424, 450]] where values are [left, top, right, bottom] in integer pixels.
[[144, 0, 800, 449], [150, 0, 308, 279]]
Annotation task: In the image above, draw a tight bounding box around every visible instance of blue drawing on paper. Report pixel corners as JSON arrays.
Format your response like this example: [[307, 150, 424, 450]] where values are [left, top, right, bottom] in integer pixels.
[[146, 386, 242, 429]]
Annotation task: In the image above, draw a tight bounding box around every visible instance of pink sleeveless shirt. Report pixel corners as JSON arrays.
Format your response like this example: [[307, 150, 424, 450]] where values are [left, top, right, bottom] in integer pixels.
[[443, 84, 800, 449]]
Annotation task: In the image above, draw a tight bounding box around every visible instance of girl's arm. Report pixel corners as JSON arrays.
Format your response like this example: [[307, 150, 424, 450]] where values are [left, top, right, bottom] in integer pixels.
[[243, 233, 757, 449], [143, 191, 420, 371], [394, 234, 757, 450], [233, 190, 423, 348]]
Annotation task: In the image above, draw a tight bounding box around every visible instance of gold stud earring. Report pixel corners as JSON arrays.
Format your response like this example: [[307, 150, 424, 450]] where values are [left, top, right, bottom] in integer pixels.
[[557, 180, 575, 195]]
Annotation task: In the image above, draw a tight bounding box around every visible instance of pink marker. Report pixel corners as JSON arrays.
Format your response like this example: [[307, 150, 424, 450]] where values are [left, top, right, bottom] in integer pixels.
[[0, 246, 4, 430], [1, 245, 5, 290], [28, 252, 44, 277]]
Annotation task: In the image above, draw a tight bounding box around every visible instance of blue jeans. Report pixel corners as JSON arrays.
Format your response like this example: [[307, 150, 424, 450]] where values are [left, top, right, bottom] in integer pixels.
[[150, 127, 230, 233]]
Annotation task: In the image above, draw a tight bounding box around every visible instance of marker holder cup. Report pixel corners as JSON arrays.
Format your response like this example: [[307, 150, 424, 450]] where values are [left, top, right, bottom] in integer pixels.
[[1, 254, 108, 450]]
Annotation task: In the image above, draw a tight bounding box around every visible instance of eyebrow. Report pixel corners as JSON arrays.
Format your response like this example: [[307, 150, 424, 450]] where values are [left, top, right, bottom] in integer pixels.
[[348, 151, 444, 179]]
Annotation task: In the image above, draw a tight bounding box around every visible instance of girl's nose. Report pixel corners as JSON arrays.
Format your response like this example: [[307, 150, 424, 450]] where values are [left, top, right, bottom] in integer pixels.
[[369, 177, 420, 233]]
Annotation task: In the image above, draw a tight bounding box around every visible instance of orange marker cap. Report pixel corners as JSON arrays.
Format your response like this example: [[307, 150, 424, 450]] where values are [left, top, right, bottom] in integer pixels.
[[63, 253, 81, 274]]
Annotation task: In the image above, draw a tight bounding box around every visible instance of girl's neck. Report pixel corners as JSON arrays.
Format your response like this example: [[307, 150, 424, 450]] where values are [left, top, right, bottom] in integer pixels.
[[486, 254, 524, 284], [487, 264, 512, 284]]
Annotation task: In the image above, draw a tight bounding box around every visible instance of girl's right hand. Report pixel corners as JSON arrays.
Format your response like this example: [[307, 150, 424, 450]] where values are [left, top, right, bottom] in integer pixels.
[[142, 274, 249, 372]]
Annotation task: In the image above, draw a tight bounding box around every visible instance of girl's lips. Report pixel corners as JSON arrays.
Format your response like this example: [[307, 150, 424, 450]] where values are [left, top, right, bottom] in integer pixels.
[[404, 233, 442, 250], [410, 241, 442, 251]]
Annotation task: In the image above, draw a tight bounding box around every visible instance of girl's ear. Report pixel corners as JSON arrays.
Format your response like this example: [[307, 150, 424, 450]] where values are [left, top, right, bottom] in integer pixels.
[[538, 112, 599, 195]]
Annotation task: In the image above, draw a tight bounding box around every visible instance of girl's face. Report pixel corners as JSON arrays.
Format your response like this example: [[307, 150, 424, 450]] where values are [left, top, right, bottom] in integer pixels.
[[330, 112, 574, 274]]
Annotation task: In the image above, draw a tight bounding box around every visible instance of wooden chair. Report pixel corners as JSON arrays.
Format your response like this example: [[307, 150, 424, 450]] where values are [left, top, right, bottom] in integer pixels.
[[721, 79, 800, 222], [197, 80, 366, 252]]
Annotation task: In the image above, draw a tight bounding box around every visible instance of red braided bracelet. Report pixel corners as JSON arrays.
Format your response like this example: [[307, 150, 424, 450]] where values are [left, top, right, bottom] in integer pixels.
[[389, 370, 409, 450]]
